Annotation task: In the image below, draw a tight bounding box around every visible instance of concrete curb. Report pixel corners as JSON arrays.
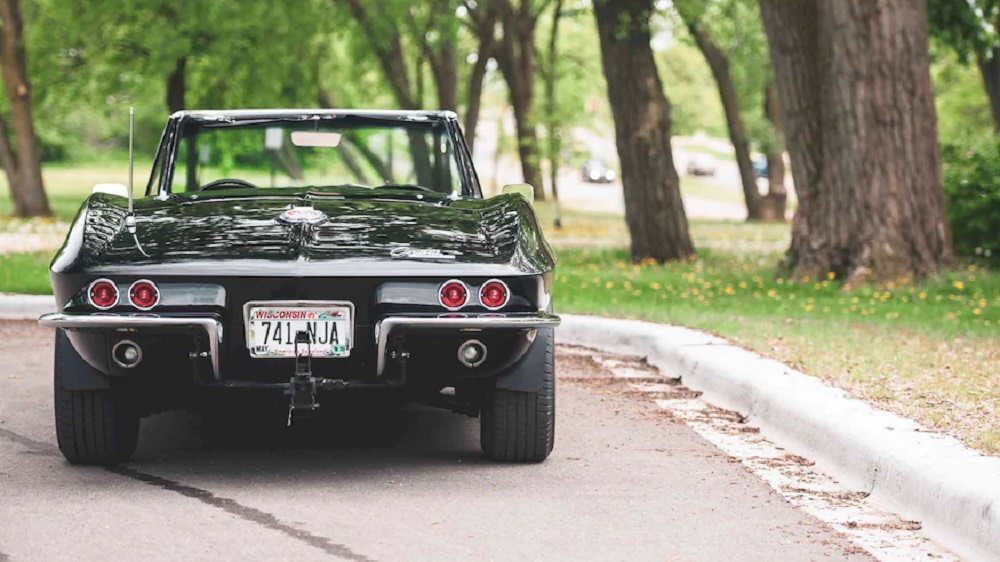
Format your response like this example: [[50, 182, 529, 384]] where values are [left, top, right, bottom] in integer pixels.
[[0, 293, 54, 320], [559, 314, 1000, 561]]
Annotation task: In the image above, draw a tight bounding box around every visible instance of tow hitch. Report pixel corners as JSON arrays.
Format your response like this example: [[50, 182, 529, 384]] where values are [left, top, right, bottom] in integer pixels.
[[287, 330, 319, 425]]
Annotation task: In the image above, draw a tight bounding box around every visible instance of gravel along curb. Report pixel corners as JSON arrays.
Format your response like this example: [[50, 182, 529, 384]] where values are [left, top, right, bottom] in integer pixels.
[[559, 314, 1000, 561], [0, 293, 55, 320]]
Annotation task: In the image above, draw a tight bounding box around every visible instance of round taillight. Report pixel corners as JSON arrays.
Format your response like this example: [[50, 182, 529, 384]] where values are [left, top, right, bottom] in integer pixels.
[[129, 280, 159, 310], [439, 280, 469, 310], [479, 279, 510, 310], [88, 279, 119, 310]]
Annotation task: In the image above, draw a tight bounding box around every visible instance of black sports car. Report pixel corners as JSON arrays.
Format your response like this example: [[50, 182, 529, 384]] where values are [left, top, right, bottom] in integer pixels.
[[39, 109, 560, 465]]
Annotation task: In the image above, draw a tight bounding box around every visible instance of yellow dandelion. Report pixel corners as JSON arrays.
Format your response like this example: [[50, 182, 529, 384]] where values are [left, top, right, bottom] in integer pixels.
[[969, 264, 977, 272], [974, 308, 982, 315], [827, 272, 836, 280], [605, 281, 614, 289], [650, 282, 662, 290], [954, 281, 965, 290], [919, 292, 927, 300], [805, 304, 814, 312], [767, 289, 777, 298], [738, 281, 747, 289]]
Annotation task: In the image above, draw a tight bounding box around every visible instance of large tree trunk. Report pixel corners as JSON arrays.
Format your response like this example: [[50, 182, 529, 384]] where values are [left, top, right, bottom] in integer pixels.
[[594, 0, 694, 263], [495, 1, 545, 200], [0, 0, 49, 217], [760, 0, 952, 284], [687, 22, 762, 220], [759, 80, 787, 221]]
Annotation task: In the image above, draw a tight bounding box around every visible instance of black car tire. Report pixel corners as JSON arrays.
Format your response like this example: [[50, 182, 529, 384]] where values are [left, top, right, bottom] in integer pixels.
[[54, 330, 139, 464], [480, 328, 555, 463]]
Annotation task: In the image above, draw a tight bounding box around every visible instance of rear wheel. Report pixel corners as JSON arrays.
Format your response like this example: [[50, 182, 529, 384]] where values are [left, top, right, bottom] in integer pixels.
[[53, 330, 139, 464], [480, 328, 555, 463]]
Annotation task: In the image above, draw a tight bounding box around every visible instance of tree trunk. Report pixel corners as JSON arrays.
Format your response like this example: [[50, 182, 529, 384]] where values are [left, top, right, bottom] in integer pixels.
[[545, 0, 564, 229], [594, 0, 694, 263], [463, 4, 499, 154], [977, 47, 1000, 133], [166, 56, 186, 113], [495, 2, 545, 200], [687, 22, 762, 220], [759, 80, 787, 221], [0, 0, 49, 217], [760, 0, 953, 284]]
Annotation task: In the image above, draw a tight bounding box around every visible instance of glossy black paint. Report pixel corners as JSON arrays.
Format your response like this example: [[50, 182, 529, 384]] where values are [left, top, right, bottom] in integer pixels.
[[48, 109, 558, 399]]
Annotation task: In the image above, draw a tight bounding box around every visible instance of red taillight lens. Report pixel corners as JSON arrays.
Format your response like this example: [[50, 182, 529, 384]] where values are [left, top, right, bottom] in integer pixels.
[[479, 280, 510, 310], [89, 279, 118, 309], [439, 280, 469, 310], [129, 280, 159, 310]]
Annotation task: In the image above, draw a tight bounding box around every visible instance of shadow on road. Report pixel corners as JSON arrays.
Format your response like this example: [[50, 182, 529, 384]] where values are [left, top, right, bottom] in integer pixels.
[[131, 400, 491, 480]]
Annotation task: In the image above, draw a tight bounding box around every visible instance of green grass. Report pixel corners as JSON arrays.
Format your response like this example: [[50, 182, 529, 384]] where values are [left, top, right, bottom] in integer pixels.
[[0, 252, 52, 294], [554, 246, 1000, 453]]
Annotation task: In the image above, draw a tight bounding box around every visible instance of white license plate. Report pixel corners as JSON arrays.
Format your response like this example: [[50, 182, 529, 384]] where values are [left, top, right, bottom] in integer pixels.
[[246, 304, 353, 358]]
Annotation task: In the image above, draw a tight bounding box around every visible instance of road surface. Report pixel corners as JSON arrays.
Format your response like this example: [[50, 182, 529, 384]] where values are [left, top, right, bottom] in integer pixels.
[[0, 321, 875, 561]]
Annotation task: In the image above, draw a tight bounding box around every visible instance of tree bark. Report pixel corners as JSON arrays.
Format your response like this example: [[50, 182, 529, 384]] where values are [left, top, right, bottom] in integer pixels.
[[760, 0, 953, 284], [0, 0, 49, 217], [463, 3, 499, 153], [544, 0, 564, 229], [594, 0, 694, 263], [166, 56, 186, 113], [687, 22, 762, 220], [759, 80, 787, 221], [494, 0, 545, 200], [977, 48, 1000, 133]]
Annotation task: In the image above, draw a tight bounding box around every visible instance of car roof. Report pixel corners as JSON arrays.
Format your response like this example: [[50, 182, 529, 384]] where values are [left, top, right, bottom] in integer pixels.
[[170, 109, 459, 124]]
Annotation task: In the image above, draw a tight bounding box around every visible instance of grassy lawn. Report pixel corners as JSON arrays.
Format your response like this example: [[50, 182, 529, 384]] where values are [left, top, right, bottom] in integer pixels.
[[0, 252, 52, 294], [552, 243, 1000, 454]]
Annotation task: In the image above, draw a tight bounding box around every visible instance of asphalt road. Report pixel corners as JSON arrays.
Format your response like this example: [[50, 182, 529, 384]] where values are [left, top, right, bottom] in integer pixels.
[[0, 321, 871, 562]]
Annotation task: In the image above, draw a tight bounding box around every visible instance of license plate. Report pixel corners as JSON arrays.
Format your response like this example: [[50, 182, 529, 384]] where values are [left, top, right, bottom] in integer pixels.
[[245, 303, 353, 358]]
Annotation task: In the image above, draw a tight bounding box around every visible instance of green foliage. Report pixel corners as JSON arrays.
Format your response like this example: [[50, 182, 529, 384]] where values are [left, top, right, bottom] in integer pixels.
[[928, 0, 999, 62], [942, 138, 1000, 265], [657, 40, 725, 137], [933, 52, 994, 142]]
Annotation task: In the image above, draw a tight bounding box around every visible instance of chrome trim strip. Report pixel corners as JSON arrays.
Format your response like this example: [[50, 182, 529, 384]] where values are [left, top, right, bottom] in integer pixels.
[[375, 312, 561, 377], [38, 313, 223, 379], [241, 300, 357, 356]]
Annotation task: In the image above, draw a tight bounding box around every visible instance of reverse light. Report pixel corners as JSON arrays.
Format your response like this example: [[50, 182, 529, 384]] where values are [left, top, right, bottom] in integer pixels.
[[439, 280, 469, 310], [128, 280, 160, 310], [88, 279, 119, 310], [479, 279, 510, 310]]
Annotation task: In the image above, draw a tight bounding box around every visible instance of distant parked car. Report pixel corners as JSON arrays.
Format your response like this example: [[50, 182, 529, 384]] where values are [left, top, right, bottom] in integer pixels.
[[581, 159, 616, 184], [685, 154, 717, 177], [752, 156, 769, 179]]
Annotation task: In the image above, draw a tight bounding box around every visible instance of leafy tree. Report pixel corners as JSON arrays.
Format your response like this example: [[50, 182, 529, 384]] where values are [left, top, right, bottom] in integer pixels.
[[673, 0, 784, 220], [0, 0, 49, 217], [593, 0, 694, 263], [928, 0, 1000, 131]]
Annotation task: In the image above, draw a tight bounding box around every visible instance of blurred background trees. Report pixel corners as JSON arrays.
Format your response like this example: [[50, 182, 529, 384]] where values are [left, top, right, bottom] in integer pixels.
[[1, 0, 997, 276]]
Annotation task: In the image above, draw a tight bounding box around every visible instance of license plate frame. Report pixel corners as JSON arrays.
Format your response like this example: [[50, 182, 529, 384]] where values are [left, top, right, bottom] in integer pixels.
[[243, 300, 355, 359]]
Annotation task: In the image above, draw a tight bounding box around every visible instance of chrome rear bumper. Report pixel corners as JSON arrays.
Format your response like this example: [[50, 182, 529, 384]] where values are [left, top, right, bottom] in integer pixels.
[[374, 312, 561, 376], [38, 313, 223, 378]]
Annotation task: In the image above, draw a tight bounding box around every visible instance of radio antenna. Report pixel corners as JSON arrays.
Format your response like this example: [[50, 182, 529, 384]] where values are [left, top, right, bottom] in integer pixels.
[[128, 107, 134, 215]]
